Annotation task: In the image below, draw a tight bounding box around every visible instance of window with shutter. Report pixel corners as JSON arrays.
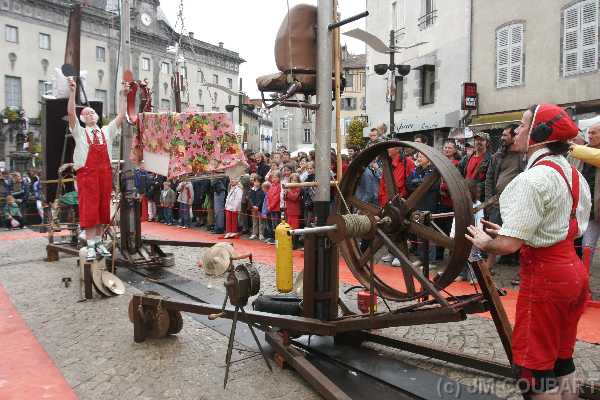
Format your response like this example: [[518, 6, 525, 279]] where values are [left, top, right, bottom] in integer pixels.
[[581, 0, 599, 72], [509, 24, 523, 85], [496, 24, 524, 88], [496, 26, 510, 88], [563, 0, 598, 76]]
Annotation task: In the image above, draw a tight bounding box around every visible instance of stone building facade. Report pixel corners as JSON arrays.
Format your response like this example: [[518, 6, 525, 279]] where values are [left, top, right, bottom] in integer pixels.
[[0, 0, 244, 140], [469, 0, 600, 132]]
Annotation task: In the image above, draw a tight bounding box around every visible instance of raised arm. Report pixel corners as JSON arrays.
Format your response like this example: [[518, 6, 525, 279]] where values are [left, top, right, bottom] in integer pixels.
[[112, 81, 130, 129], [67, 77, 77, 130]]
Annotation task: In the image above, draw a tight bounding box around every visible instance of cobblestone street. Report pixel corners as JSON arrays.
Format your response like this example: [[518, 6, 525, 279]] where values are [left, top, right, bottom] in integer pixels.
[[0, 233, 317, 400], [1, 228, 600, 399]]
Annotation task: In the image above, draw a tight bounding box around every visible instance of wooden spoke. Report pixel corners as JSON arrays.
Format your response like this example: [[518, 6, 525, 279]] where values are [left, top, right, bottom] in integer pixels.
[[379, 234, 415, 297], [376, 229, 449, 306], [358, 235, 384, 267], [347, 196, 381, 217], [408, 222, 454, 249], [380, 151, 398, 203], [404, 170, 440, 210]]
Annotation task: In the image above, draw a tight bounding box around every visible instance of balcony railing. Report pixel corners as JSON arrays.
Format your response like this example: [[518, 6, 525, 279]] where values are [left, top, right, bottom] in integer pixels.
[[417, 9, 438, 30]]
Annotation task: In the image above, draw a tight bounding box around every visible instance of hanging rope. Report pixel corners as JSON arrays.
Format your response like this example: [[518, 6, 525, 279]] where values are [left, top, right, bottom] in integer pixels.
[[285, 0, 294, 83]]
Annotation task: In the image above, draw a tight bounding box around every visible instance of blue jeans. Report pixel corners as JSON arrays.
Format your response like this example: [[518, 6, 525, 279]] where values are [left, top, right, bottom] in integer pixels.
[[268, 211, 280, 239], [163, 207, 173, 224], [214, 191, 226, 232], [179, 203, 191, 227]]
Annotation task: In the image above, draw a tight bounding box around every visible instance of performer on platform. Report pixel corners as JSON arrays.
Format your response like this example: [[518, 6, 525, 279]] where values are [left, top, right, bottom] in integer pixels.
[[466, 104, 591, 399], [67, 77, 129, 261]]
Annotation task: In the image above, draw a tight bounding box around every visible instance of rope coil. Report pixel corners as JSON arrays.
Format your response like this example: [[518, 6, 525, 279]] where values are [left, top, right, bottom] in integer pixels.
[[341, 214, 372, 238]]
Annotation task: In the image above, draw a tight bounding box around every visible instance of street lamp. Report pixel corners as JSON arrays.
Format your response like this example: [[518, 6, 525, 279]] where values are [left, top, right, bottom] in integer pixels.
[[343, 28, 427, 137]]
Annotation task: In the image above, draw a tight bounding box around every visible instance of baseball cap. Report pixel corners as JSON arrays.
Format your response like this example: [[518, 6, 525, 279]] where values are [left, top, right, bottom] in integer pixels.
[[474, 131, 490, 141]]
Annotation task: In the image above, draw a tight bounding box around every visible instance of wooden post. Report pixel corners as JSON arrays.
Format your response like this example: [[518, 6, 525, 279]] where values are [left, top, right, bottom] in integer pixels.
[[132, 296, 147, 343], [83, 262, 93, 300], [472, 261, 513, 363], [333, 0, 343, 180]]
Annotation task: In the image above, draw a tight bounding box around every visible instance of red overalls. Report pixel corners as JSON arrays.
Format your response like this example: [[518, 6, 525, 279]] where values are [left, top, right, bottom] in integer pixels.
[[76, 127, 112, 229], [512, 159, 589, 371]]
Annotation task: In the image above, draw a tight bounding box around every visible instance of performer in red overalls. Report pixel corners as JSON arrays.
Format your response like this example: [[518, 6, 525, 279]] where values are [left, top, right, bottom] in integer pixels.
[[67, 77, 129, 260], [466, 104, 591, 399]]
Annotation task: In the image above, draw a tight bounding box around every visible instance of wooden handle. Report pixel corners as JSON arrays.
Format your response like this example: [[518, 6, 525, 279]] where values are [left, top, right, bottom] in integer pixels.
[[231, 253, 252, 263], [282, 181, 338, 189], [208, 312, 225, 320]]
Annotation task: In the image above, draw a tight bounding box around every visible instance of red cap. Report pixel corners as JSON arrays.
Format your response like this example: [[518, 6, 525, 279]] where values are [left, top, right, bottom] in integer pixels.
[[529, 104, 578, 145]]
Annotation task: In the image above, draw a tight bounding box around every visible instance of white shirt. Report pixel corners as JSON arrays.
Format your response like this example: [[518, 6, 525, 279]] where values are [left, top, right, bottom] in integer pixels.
[[225, 185, 243, 212], [70, 120, 119, 170], [498, 147, 591, 247]]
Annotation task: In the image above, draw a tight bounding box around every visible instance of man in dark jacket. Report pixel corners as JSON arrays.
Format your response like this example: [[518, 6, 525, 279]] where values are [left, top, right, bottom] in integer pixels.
[[582, 123, 600, 264], [192, 179, 211, 227], [485, 124, 526, 223], [484, 124, 526, 270], [459, 131, 492, 202], [255, 153, 270, 179], [406, 152, 440, 266], [210, 176, 229, 234]]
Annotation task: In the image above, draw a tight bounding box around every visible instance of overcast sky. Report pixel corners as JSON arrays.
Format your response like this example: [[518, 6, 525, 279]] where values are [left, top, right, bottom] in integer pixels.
[[161, 0, 367, 98]]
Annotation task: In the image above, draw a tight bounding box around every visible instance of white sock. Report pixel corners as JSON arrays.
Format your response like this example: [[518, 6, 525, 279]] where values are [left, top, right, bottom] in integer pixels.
[[87, 239, 96, 248]]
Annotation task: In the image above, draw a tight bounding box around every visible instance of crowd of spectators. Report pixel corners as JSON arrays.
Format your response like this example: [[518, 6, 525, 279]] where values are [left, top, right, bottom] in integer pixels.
[[131, 125, 516, 268], [132, 145, 352, 247], [1, 169, 43, 229]]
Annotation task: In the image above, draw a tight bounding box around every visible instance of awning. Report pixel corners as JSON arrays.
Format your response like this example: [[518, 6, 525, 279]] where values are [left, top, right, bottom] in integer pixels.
[[468, 110, 524, 131]]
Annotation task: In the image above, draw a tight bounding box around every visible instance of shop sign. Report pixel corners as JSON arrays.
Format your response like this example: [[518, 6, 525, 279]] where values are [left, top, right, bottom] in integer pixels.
[[462, 82, 478, 110]]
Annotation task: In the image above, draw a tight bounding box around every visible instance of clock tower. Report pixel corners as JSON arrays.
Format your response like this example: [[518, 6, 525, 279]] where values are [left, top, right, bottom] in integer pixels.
[[133, 0, 159, 34]]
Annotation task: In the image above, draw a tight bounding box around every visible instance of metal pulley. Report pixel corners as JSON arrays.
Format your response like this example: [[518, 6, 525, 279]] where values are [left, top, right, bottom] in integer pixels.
[[207, 254, 272, 389], [225, 260, 261, 307]]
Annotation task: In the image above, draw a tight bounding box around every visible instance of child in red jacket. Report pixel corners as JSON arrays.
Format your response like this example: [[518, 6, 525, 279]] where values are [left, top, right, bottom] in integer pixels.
[[265, 171, 281, 245], [284, 173, 302, 229]]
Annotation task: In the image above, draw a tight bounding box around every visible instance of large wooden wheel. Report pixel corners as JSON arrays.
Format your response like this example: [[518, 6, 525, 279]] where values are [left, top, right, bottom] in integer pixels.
[[337, 140, 473, 302]]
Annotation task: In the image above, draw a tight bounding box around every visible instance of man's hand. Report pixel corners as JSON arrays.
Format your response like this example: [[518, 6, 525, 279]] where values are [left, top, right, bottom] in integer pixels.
[[113, 81, 131, 128], [120, 81, 131, 96], [481, 219, 501, 238], [465, 225, 493, 251], [67, 77, 76, 94]]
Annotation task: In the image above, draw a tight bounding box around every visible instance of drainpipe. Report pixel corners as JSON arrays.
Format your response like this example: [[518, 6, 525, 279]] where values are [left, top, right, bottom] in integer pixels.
[[461, 0, 473, 128]]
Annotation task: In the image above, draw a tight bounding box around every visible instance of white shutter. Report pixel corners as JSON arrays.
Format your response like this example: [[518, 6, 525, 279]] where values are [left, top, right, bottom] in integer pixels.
[[509, 24, 524, 86], [496, 26, 510, 88], [563, 4, 581, 76], [581, 0, 599, 72]]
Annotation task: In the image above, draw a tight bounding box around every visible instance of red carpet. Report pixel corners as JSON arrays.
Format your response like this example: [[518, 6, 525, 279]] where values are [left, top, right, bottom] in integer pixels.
[[0, 229, 70, 241], [141, 222, 600, 344], [0, 283, 77, 400]]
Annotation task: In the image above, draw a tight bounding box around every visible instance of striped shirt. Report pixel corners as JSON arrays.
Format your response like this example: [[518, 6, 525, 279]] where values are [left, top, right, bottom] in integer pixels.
[[70, 119, 119, 170], [498, 147, 591, 248]]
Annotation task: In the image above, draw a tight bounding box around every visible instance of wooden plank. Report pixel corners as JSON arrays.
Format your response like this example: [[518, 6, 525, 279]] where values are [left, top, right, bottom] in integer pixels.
[[136, 296, 336, 336], [266, 331, 352, 400], [141, 239, 216, 248]]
